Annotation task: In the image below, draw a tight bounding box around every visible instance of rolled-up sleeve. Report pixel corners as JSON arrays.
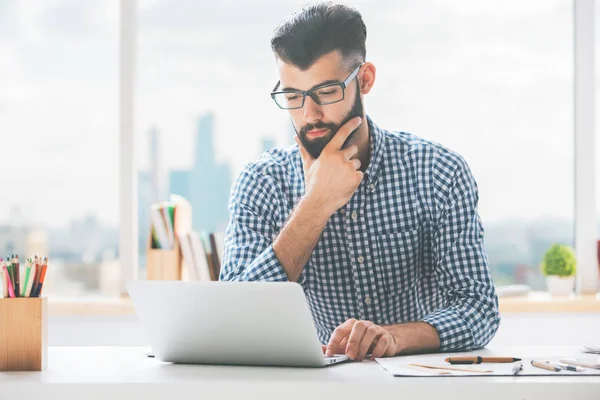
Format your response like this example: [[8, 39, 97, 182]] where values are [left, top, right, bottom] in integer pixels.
[[421, 155, 500, 351], [219, 166, 289, 282]]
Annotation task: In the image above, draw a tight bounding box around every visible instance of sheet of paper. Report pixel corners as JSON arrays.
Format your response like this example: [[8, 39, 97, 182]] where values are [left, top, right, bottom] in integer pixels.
[[375, 355, 600, 377]]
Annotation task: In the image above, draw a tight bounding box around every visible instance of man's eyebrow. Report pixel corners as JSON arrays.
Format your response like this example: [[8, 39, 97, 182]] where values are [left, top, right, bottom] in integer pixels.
[[280, 79, 339, 92]]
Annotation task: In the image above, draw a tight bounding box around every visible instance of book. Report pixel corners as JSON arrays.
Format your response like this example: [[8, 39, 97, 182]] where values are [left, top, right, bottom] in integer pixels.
[[150, 205, 170, 249], [209, 233, 221, 280], [170, 194, 192, 236], [179, 233, 198, 281], [160, 205, 175, 249], [189, 232, 212, 282], [213, 232, 225, 266]]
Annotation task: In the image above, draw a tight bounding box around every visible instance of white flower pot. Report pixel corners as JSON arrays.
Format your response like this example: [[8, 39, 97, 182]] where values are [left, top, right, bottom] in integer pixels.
[[545, 276, 575, 296]]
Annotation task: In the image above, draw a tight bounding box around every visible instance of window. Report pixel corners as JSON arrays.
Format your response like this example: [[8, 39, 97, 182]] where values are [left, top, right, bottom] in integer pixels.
[[136, 1, 298, 274], [365, 0, 574, 289], [0, 1, 120, 296], [129, 0, 594, 292]]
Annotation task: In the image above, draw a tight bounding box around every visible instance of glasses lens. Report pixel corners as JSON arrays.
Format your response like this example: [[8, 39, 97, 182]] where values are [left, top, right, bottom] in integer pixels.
[[273, 92, 304, 109], [313, 85, 343, 104]]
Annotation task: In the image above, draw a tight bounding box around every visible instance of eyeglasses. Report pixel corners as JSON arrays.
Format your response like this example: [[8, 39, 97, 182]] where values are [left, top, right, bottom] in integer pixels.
[[270, 63, 364, 110]]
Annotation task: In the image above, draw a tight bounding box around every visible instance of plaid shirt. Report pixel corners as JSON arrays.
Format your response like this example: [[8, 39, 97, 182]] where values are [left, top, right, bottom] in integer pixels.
[[220, 115, 500, 351]]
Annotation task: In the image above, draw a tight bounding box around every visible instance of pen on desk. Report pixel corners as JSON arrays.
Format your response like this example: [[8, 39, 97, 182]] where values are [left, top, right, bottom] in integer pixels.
[[531, 360, 560, 372], [512, 362, 523, 375], [445, 356, 522, 364], [553, 362, 585, 372]]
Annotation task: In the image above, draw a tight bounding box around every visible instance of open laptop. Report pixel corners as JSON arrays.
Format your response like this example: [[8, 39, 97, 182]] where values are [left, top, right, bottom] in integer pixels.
[[127, 280, 349, 367]]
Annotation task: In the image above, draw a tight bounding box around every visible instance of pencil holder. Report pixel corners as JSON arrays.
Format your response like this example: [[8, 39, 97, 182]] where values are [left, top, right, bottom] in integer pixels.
[[0, 297, 48, 371], [146, 234, 182, 280]]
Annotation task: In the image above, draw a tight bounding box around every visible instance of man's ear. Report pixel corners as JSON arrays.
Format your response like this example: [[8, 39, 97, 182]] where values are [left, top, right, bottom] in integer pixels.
[[359, 62, 376, 95]]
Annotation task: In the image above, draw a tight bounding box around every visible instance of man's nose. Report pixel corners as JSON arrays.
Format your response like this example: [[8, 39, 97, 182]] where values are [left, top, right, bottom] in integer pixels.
[[303, 95, 323, 125]]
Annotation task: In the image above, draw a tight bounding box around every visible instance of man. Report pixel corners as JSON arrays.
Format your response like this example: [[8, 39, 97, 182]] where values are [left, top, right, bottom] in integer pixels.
[[220, 2, 500, 361]]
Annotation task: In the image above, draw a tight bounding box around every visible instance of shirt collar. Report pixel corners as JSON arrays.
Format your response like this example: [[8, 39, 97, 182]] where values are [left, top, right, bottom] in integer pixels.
[[363, 114, 384, 185]]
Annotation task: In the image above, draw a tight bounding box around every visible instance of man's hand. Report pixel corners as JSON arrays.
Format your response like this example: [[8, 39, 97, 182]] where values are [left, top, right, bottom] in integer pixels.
[[295, 116, 364, 217], [326, 319, 397, 361]]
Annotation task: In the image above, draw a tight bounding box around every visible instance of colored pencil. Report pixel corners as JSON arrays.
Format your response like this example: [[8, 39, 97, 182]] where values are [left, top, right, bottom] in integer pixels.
[[3, 264, 15, 298]]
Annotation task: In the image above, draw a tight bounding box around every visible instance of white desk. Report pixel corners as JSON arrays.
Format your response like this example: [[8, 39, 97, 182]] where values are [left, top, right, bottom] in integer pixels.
[[1, 346, 598, 400]]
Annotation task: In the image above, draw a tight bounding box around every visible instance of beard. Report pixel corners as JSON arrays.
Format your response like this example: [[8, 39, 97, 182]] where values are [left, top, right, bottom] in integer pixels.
[[293, 82, 364, 159]]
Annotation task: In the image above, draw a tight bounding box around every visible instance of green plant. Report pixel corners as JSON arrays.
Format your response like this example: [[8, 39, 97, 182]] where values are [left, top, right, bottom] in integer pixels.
[[540, 244, 577, 277]]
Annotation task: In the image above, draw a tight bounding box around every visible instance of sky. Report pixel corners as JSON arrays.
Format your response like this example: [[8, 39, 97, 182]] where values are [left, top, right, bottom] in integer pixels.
[[0, 0, 599, 229]]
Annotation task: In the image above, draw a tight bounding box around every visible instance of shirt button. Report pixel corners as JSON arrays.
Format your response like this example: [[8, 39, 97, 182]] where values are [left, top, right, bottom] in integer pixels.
[[365, 295, 372, 305], [351, 211, 358, 220], [357, 256, 364, 263], [369, 184, 375, 191]]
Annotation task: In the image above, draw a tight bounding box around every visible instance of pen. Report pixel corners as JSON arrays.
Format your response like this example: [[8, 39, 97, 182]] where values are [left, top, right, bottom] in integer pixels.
[[531, 360, 560, 372], [559, 359, 599, 369], [445, 356, 522, 364], [512, 361, 523, 375], [553, 362, 585, 372]]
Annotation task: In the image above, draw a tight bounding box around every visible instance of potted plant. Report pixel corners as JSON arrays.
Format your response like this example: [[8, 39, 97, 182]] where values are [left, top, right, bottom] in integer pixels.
[[541, 244, 577, 296]]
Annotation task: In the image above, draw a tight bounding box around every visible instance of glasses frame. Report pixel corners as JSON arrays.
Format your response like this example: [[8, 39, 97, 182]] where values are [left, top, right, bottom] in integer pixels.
[[270, 62, 364, 110]]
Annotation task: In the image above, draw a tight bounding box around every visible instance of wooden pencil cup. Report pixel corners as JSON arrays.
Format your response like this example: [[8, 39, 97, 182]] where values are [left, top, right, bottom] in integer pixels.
[[146, 234, 182, 280], [0, 297, 48, 371]]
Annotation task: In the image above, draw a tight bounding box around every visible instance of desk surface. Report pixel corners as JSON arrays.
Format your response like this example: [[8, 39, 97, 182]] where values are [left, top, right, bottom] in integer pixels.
[[1, 346, 599, 400]]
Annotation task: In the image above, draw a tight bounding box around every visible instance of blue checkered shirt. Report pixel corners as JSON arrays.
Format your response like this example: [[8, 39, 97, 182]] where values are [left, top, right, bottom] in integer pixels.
[[220, 115, 500, 351]]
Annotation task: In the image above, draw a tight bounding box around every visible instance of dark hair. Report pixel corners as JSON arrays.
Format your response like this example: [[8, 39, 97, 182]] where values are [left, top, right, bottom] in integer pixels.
[[271, 2, 367, 70]]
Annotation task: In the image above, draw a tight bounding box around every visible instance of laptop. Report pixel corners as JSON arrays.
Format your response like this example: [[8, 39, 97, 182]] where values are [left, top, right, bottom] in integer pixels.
[[127, 280, 349, 367]]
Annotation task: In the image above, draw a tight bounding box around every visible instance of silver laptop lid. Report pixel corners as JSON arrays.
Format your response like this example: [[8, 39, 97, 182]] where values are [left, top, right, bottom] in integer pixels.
[[128, 280, 330, 367]]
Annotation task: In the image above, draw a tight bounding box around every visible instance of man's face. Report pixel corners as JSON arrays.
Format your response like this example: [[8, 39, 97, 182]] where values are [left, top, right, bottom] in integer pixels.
[[276, 51, 364, 159]]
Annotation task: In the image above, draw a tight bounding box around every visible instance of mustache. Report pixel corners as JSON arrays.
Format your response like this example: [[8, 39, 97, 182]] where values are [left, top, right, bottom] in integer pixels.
[[299, 121, 338, 137]]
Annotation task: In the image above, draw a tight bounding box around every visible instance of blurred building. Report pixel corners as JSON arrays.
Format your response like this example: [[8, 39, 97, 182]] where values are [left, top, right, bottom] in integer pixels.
[[261, 137, 277, 154]]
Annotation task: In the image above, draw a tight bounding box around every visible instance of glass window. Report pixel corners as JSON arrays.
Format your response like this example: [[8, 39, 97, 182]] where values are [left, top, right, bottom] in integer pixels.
[[366, 0, 574, 289], [136, 0, 574, 289], [0, 1, 119, 296]]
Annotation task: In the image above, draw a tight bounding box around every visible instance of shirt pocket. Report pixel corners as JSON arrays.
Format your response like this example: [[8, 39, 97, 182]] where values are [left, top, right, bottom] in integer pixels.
[[374, 228, 421, 295]]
